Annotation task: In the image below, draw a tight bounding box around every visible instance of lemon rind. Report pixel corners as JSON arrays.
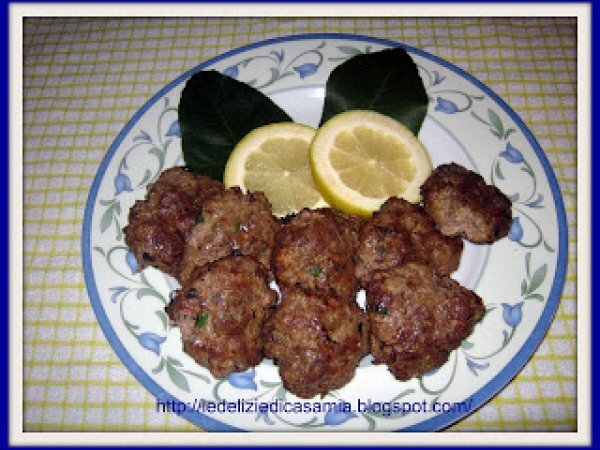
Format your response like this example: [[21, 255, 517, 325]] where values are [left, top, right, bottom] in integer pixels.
[[309, 110, 432, 217]]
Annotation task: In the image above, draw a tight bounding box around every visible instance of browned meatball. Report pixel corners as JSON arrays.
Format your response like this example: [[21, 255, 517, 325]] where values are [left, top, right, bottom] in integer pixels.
[[124, 166, 224, 278], [330, 208, 364, 251], [166, 255, 277, 378], [179, 187, 280, 284], [355, 197, 463, 286], [366, 262, 484, 381], [263, 289, 369, 398], [272, 208, 361, 302], [421, 163, 512, 243]]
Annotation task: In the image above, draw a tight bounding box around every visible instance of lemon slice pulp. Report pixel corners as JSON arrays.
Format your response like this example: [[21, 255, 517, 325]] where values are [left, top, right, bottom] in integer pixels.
[[309, 110, 432, 217], [224, 122, 327, 217]]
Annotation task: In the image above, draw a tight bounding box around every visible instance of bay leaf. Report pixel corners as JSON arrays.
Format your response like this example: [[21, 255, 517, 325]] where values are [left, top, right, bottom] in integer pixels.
[[319, 47, 428, 135], [178, 70, 291, 179]]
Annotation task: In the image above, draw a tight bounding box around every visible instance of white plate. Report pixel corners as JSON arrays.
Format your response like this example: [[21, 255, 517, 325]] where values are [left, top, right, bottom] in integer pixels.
[[83, 34, 567, 431]]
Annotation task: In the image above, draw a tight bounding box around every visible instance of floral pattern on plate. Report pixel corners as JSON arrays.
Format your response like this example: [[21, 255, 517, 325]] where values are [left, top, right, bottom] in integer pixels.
[[83, 34, 567, 431]]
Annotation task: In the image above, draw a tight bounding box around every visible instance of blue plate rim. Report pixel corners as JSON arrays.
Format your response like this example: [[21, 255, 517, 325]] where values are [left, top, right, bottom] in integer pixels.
[[81, 32, 568, 432]]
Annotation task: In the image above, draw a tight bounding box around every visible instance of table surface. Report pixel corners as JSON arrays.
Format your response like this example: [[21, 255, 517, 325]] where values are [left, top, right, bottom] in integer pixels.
[[23, 17, 576, 432]]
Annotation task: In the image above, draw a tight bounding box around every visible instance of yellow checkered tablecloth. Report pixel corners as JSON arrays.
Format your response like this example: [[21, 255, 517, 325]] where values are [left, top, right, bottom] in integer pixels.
[[22, 17, 577, 432]]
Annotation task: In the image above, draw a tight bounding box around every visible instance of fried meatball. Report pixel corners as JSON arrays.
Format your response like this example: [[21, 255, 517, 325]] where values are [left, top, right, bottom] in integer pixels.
[[179, 187, 280, 284], [330, 208, 364, 251], [123, 166, 224, 278], [263, 289, 369, 398], [366, 262, 484, 381], [272, 208, 361, 302], [421, 163, 513, 243], [166, 255, 277, 378], [355, 197, 463, 286], [151, 166, 224, 208]]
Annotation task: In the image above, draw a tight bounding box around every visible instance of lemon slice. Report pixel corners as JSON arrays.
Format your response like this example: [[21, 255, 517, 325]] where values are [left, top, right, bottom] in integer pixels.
[[224, 122, 328, 217], [310, 110, 432, 217]]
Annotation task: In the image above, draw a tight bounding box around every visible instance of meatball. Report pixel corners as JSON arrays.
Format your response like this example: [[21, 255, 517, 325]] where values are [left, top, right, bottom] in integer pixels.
[[179, 187, 280, 284], [165, 256, 277, 378], [263, 289, 369, 398], [149, 165, 224, 209], [365, 262, 485, 381], [330, 208, 364, 251], [355, 197, 463, 286], [421, 163, 513, 243], [123, 166, 224, 278], [272, 208, 361, 302]]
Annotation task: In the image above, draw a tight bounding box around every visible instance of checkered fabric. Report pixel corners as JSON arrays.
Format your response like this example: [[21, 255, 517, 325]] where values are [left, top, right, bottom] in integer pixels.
[[23, 17, 576, 431]]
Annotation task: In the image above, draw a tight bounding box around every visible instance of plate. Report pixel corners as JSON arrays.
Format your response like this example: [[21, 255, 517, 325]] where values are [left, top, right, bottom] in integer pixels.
[[82, 34, 567, 431]]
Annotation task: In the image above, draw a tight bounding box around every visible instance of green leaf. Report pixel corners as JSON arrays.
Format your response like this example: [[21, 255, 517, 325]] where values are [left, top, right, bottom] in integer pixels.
[[525, 252, 532, 278], [336, 45, 364, 56], [470, 111, 489, 126], [136, 287, 160, 300], [494, 161, 505, 180], [319, 47, 429, 135], [268, 67, 280, 83], [308, 264, 323, 277], [138, 169, 152, 187], [543, 240, 556, 253], [260, 380, 282, 388], [148, 146, 165, 169], [521, 164, 534, 177], [114, 218, 123, 241], [155, 310, 169, 331], [123, 319, 140, 331], [195, 312, 210, 328], [166, 360, 190, 392], [181, 369, 210, 383], [483, 305, 496, 317], [275, 385, 287, 400], [100, 204, 115, 233], [140, 271, 153, 288], [528, 263, 547, 293], [461, 339, 475, 350], [521, 279, 528, 295], [167, 356, 183, 367], [501, 329, 510, 346], [488, 109, 504, 136], [525, 293, 545, 302], [151, 358, 164, 374], [178, 70, 292, 179]]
